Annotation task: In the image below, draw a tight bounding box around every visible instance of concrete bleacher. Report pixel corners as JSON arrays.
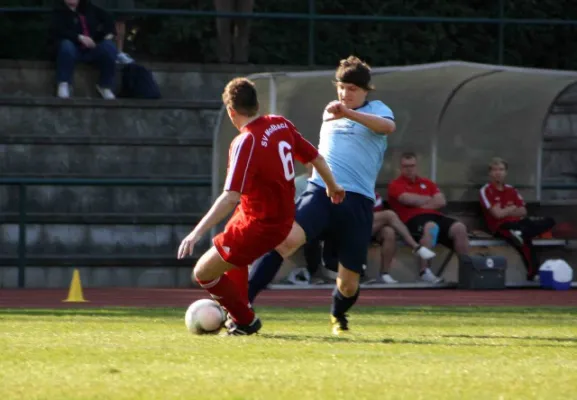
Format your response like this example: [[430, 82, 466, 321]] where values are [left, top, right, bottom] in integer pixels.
[[0, 60, 314, 289]]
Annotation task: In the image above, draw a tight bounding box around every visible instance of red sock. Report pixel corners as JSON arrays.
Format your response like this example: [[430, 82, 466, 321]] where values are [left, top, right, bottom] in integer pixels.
[[197, 274, 254, 325], [225, 266, 249, 307]]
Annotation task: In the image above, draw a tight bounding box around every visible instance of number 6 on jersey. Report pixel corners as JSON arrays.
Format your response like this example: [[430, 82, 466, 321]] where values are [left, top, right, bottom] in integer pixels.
[[278, 141, 295, 181]]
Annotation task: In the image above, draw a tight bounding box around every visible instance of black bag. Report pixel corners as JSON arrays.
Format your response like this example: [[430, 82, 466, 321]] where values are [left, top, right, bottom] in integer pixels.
[[119, 63, 161, 99], [458, 255, 507, 290]]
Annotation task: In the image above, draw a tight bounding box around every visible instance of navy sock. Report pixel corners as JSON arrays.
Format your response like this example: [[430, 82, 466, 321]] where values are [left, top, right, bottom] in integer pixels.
[[330, 286, 360, 318], [248, 250, 284, 304]]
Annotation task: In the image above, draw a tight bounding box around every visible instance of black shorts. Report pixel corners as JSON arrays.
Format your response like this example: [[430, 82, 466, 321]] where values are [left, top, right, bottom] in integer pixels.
[[295, 182, 374, 274], [405, 213, 459, 248]]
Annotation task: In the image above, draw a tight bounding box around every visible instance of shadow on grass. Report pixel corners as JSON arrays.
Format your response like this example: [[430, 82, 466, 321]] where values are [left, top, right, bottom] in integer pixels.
[[1, 306, 577, 321], [259, 333, 577, 348], [441, 334, 577, 343]]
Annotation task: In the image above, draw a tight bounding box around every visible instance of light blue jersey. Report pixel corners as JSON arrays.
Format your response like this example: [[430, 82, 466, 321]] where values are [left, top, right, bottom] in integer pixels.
[[310, 100, 394, 201]]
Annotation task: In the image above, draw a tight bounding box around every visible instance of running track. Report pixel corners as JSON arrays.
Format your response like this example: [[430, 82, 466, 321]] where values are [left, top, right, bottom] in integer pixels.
[[1, 288, 576, 308]]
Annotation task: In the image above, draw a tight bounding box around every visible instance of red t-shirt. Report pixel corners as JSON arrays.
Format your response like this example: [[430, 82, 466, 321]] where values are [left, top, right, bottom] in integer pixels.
[[479, 182, 525, 232], [387, 175, 442, 223], [224, 115, 319, 225]]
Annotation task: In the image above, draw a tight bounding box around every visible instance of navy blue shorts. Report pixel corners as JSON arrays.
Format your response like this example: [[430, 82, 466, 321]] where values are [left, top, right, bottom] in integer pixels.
[[295, 182, 374, 274]]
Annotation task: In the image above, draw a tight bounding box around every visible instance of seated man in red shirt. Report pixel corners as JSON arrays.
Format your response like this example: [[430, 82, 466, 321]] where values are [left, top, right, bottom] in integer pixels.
[[480, 157, 555, 281], [387, 152, 470, 283], [371, 192, 435, 283]]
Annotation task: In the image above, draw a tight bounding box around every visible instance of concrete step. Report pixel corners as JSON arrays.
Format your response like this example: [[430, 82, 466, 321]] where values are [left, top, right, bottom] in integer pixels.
[[0, 212, 202, 225], [0, 184, 211, 214], [0, 134, 212, 147], [0, 60, 322, 100], [0, 97, 220, 138], [0, 223, 210, 256], [0, 265, 197, 289], [0, 142, 212, 176]]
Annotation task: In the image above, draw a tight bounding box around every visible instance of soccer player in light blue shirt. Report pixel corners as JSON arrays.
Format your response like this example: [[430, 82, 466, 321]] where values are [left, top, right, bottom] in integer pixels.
[[248, 56, 433, 335]]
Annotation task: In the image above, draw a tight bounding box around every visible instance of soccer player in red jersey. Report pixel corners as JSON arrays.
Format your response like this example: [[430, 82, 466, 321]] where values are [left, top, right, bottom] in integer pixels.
[[480, 157, 555, 281], [177, 78, 345, 335]]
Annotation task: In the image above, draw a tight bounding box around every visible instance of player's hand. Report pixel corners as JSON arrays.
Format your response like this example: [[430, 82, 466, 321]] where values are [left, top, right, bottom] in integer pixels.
[[177, 232, 201, 259], [78, 35, 96, 48], [326, 184, 346, 204], [323, 101, 349, 121]]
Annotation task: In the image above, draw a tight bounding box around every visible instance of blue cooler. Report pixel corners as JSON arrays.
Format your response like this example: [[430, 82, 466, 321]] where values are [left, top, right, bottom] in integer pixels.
[[539, 260, 573, 291]]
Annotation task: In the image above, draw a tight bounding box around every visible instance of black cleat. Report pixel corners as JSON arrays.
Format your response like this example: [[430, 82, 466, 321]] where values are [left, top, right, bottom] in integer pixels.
[[224, 316, 262, 336]]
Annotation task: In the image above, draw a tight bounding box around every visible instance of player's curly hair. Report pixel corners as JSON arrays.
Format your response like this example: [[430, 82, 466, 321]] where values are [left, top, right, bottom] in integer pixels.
[[222, 77, 259, 117], [334, 56, 374, 91]]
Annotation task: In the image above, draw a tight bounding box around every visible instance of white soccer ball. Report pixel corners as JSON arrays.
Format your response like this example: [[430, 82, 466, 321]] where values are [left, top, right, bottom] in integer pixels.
[[184, 299, 226, 335]]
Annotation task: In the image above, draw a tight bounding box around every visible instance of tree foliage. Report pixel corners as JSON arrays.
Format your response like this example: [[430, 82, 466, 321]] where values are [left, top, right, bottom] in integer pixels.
[[2, 0, 577, 69]]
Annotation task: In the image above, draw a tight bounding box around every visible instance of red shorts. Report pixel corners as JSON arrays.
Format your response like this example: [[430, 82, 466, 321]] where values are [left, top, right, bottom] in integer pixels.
[[213, 211, 292, 266]]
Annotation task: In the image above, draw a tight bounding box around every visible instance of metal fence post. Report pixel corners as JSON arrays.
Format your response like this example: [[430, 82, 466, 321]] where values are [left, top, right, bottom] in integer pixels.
[[308, 0, 316, 65], [498, 0, 505, 64], [17, 183, 27, 288]]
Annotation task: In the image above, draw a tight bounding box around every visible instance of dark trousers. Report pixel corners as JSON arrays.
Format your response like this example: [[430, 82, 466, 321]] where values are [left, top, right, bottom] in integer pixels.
[[497, 216, 556, 279], [56, 39, 117, 88]]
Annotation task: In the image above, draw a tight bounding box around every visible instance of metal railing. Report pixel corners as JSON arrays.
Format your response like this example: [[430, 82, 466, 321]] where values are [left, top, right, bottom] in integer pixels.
[[2, 177, 576, 288], [0, 177, 211, 288], [3, 2, 577, 65]]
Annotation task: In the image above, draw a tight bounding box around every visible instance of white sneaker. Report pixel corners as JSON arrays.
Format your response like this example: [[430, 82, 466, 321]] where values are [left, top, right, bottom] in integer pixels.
[[57, 82, 70, 99], [414, 245, 436, 260], [287, 267, 311, 285], [116, 52, 134, 64], [510, 230, 524, 246], [96, 85, 116, 100], [381, 274, 398, 284], [420, 268, 443, 284]]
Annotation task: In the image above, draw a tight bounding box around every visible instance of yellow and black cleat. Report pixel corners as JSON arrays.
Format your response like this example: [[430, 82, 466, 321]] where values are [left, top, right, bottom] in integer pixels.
[[330, 314, 349, 336]]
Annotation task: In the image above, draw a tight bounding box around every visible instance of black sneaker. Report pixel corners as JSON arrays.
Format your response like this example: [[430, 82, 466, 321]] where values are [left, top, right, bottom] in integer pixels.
[[225, 316, 262, 336]]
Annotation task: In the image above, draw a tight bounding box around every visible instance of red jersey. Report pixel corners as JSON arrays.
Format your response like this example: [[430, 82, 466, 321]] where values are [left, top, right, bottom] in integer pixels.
[[387, 175, 442, 223], [224, 115, 319, 225], [373, 192, 385, 212], [480, 182, 525, 232]]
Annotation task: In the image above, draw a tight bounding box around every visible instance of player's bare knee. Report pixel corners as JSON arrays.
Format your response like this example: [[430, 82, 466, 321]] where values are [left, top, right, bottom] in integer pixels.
[[382, 226, 396, 241], [382, 210, 397, 224], [450, 222, 467, 238], [337, 279, 359, 297], [276, 223, 306, 258], [337, 266, 360, 296]]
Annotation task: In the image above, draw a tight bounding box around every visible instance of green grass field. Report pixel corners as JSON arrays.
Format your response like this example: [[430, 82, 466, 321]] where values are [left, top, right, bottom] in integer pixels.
[[1, 307, 577, 400]]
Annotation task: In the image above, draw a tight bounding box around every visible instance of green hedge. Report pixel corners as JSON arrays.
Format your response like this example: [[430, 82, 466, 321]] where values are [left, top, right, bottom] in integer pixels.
[[2, 0, 577, 69]]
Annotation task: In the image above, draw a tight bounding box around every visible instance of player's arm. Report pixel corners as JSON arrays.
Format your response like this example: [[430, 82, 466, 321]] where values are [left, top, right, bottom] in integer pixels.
[[421, 193, 447, 210], [344, 109, 396, 135], [177, 133, 254, 258], [289, 122, 344, 202], [420, 183, 446, 209], [187, 191, 240, 241], [397, 193, 432, 207], [310, 154, 338, 190], [509, 189, 527, 218], [480, 185, 514, 219], [509, 206, 527, 218]]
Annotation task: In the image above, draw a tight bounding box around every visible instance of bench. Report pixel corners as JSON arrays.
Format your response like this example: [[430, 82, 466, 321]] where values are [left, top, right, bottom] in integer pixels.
[[376, 235, 573, 279]]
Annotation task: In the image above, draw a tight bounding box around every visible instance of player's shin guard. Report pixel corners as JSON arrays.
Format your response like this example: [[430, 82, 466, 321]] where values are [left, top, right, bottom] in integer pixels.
[[248, 250, 284, 303], [224, 266, 249, 307], [196, 274, 255, 325], [331, 286, 360, 318]]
